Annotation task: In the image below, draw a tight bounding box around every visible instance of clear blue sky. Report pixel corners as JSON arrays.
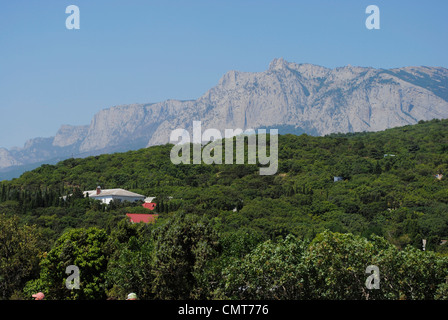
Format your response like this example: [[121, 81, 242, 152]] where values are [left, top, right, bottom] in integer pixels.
[[0, 0, 447, 149]]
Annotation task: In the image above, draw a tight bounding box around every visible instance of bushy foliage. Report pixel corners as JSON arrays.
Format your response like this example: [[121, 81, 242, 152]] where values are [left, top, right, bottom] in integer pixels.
[[0, 215, 45, 299], [0, 119, 447, 299], [28, 227, 112, 300], [221, 231, 448, 300]]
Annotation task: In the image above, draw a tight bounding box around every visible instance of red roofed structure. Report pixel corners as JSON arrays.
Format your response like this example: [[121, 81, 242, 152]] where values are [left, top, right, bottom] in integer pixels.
[[142, 202, 157, 210], [126, 213, 159, 224]]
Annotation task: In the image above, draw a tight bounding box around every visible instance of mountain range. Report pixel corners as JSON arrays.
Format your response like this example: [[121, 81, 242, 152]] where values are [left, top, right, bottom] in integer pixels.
[[1, 58, 448, 180]]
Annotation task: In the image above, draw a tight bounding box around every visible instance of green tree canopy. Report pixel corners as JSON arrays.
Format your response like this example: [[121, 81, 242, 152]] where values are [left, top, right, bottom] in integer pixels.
[[0, 214, 44, 300], [28, 227, 111, 300]]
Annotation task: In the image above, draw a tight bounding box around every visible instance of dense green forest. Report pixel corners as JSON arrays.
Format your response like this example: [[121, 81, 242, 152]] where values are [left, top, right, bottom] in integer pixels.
[[1, 118, 448, 300]]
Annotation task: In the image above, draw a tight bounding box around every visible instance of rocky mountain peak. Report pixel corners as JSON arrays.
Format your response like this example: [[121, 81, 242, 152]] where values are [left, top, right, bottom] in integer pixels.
[[218, 70, 240, 88], [268, 57, 289, 71]]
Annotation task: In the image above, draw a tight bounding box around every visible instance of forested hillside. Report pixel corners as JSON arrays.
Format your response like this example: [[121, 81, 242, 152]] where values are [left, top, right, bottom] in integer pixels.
[[1, 118, 448, 300]]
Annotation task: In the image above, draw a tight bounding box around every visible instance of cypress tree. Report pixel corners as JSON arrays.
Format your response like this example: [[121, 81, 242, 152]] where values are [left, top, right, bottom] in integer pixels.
[[0, 184, 5, 202]]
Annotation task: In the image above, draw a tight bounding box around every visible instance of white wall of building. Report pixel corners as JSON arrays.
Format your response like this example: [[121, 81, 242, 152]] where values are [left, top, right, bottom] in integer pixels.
[[92, 196, 145, 205]]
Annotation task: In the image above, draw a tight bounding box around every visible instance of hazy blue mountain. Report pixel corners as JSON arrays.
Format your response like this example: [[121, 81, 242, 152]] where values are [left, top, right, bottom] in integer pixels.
[[1, 58, 447, 180]]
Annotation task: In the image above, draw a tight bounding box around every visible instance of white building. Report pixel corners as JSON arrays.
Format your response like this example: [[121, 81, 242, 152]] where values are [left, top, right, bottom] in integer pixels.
[[84, 186, 145, 205]]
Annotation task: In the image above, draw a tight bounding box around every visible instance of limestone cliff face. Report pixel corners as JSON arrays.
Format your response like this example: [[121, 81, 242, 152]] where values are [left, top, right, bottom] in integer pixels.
[[1, 58, 448, 175], [0, 148, 20, 168], [145, 58, 448, 145], [52, 125, 89, 148]]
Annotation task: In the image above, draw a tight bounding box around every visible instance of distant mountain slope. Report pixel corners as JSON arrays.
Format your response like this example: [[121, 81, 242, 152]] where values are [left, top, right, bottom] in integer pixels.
[[1, 58, 448, 179]]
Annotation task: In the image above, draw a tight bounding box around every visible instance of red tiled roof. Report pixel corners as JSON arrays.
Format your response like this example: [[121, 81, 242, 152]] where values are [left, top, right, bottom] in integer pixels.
[[126, 213, 159, 224], [142, 202, 157, 210]]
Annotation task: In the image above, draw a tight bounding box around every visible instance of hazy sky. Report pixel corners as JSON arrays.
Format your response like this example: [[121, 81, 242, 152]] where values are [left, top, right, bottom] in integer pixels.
[[1, 0, 447, 149]]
